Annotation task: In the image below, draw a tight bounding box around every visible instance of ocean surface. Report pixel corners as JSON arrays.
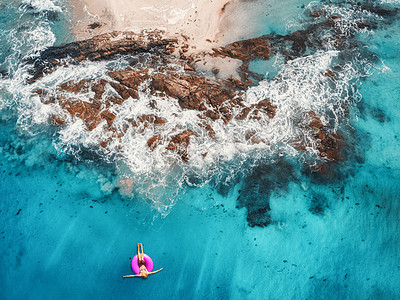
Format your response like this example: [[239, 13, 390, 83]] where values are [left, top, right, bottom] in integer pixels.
[[1, 0, 400, 299]]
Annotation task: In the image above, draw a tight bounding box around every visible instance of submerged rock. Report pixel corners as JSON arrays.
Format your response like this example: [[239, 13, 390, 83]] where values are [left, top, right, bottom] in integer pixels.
[[237, 159, 295, 227]]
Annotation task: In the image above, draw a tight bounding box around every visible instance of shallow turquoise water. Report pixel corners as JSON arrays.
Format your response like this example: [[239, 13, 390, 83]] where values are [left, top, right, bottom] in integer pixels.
[[1, 0, 400, 299]]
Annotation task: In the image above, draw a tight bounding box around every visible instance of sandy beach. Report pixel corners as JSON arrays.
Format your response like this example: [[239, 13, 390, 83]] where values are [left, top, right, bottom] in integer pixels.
[[71, 0, 233, 52]]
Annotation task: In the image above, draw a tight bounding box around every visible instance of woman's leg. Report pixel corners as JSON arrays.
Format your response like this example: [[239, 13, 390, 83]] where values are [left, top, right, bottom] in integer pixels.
[[138, 243, 144, 262]]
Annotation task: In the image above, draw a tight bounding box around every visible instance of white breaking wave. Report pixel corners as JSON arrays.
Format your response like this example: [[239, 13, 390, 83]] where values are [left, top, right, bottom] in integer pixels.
[[305, 1, 383, 40], [21, 0, 62, 12], [379, 0, 400, 4]]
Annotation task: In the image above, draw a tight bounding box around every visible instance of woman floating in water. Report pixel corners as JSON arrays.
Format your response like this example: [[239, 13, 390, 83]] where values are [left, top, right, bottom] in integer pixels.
[[123, 243, 163, 279]]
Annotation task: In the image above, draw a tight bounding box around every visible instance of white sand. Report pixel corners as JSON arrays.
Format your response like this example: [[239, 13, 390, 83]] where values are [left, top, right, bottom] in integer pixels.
[[71, 0, 233, 52], [195, 56, 242, 79]]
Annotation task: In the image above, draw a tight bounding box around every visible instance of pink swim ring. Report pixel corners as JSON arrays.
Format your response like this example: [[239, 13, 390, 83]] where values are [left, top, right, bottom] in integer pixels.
[[131, 254, 154, 275]]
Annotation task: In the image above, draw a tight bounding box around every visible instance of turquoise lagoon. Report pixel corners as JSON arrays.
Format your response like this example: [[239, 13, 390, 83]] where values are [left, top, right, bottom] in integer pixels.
[[1, 0, 400, 299]]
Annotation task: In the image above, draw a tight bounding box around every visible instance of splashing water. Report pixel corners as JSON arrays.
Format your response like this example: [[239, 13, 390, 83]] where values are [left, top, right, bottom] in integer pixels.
[[0, 0, 380, 213]]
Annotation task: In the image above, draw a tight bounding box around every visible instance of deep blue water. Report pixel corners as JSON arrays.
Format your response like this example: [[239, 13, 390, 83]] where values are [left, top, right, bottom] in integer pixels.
[[1, 0, 400, 299]]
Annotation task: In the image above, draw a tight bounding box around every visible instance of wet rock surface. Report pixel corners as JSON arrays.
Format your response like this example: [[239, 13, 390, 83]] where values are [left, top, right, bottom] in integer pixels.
[[302, 111, 341, 161], [212, 36, 271, 62], [28, 31, 177, 82]]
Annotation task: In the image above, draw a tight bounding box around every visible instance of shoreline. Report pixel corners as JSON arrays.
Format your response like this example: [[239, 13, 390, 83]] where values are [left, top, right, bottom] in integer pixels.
[[70, 0, 233, 53]]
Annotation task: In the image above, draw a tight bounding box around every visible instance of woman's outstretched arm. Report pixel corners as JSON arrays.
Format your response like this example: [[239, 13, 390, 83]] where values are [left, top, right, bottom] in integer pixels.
[[123, 274, 141, 278], [148, 268, 163, 275]]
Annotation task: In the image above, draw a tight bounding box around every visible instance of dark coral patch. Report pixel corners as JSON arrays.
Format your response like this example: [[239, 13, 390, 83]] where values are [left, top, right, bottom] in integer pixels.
[[237, 159, 295, 227]]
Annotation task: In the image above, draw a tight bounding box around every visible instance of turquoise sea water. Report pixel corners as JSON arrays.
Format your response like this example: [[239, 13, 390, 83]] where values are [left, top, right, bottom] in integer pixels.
[[1, 0, 400, 299]]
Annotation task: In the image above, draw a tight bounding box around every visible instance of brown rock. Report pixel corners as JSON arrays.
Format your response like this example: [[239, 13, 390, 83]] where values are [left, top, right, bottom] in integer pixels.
[[205, 110, 220, 121], [91, 80, 108, 99], [51, 115, 65, 125], [212, 68, 220, 75], [336, 39, 345, 47], [198, 121, 216, 138], [225, 76, 246, 90], [324, 70, 335, 77], [29, 31, 177, 82], [60, 100, 102, 130], [236, 99, 276, 121], [304, 111, 340, 161], [27, 29, 350, 164], [147, 134, 162, 151], [109, 81, 138, 100], [150, 73, 238, 121], [36, 79, 126, 131], [108, 69, 149, 90], [99, 140, 108, 148], [255, 99, 276, 119], [245, 130, 256, 141], [213, 36, 271, 62], [184, 64, 195, 72], [136, 114, 166, 126], [236, 107, 251, 120], [219, 106, 233, 124], [60, 79, 91, 94], [100, 110, 116, 126], [166, 129, 196, 161]]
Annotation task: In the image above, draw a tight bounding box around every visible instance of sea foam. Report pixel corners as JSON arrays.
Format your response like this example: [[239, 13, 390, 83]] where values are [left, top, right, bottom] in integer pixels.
[[0, 0, 377, 213]]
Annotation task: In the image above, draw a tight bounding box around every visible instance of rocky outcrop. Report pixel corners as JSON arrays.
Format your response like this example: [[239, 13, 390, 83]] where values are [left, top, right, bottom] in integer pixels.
[[212, 36, 271, 62], [303, 111, 340, 161], [31, 26, 344, 164], [291, 111, 341, 163], [236, 99, 276, 121], [147, 134, 163, 151], [28, 31, 177, 82], [151, 73, 241, 123], [166, 129, 197, 162]]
